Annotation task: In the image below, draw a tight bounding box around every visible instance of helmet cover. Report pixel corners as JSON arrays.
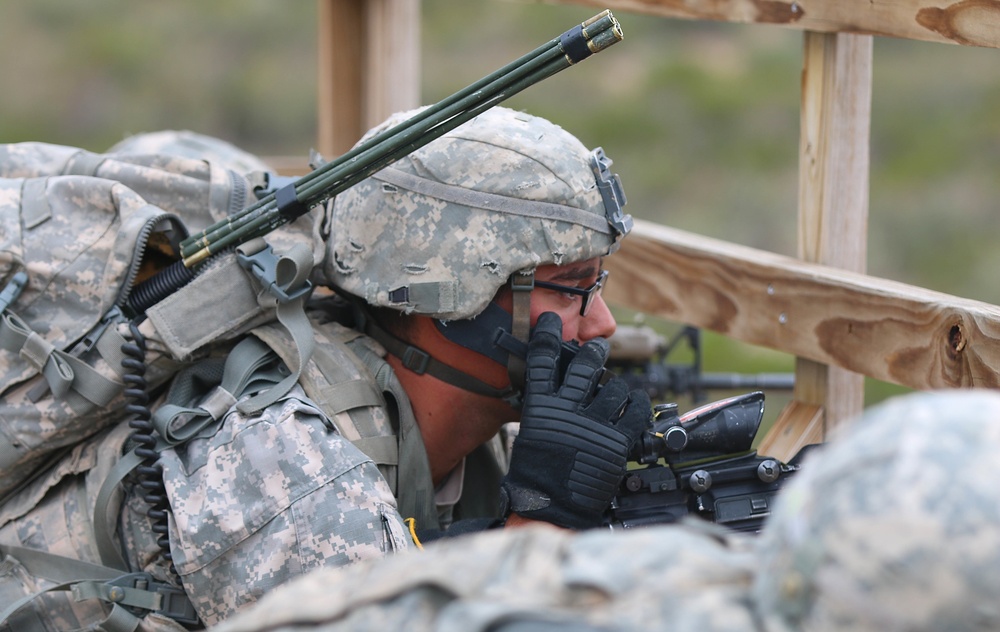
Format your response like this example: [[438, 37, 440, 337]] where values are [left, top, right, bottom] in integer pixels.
[[319, 106, 628, 320], [107, 129, 271, 176], [754, 389, 1000, 632]]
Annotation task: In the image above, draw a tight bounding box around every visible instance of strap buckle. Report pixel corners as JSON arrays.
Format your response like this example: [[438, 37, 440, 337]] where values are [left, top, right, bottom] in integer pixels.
[[237, 243, 313, 304], [77, 306, 123, 354], [509, 271, 534, 293], [0, 271, 28, 313], [102, 572, 200, 626], [401, 346, 431, 374]]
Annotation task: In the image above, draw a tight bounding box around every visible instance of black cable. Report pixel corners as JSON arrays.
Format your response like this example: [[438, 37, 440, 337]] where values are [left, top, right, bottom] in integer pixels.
[[121, 316, 176, 576], [125, 260, 195, 317]]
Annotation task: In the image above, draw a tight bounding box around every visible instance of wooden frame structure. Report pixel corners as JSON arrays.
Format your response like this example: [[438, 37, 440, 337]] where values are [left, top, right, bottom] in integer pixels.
[[316, 0, 1000, 461]]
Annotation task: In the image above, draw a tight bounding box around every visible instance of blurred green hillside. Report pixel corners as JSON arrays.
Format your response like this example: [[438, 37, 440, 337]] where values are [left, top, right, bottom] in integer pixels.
[[3, 0, 998, 410]]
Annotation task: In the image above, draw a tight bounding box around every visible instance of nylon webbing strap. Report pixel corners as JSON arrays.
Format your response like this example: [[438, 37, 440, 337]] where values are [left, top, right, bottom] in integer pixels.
[[20, 178, 52, 229], [506, 271, 533, 397], [350, 435, 399, 467], [93, 449, 142, 570], [236, 241, 316, 414], [315, 379, 384, 417], [153, 336, 281, 444], [0, 544, 195, 631], [0, 312, 122, 406], [94, 324, 129, 379], [0, 580, 140, 632], [345, 338, 438, 529], [361, 317, 512, 400]]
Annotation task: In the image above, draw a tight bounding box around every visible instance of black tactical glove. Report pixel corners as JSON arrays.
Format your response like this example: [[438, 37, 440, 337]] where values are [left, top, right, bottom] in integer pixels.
[[501, 312, 652, 529]]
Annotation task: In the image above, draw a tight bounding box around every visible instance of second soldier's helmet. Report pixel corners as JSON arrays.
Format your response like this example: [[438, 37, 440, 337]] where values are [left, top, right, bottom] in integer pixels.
[[107, 129, 271, 176], [318, 105, 631, 321], [753, 389, 1000, 632]]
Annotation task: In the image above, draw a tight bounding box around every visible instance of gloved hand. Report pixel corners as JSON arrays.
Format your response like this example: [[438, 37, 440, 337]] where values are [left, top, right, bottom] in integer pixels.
[[501, 312, 652, 529]]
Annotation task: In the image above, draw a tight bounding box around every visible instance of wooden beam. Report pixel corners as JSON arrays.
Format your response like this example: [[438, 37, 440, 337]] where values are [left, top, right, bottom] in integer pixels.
[[603, 219, 1000, 391], [361, 0, 421, 132], [550, 0, 1000, 49], [317, 0, 364, 158], [794, 30, 872, 435], [756, 400, 823, 462], [316, 0, 420, 157]]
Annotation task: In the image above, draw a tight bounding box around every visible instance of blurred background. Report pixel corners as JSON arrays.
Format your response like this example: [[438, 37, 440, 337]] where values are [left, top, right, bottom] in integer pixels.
[[3, 0, 998, 416]]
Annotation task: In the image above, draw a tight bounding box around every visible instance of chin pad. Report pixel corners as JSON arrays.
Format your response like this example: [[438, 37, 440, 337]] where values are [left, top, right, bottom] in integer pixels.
[[434, 302, 513, 366], [435, 304, 585, 378]]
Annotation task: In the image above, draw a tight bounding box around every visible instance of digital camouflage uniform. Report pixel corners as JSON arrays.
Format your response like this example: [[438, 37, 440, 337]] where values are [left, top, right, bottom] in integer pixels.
[[1, 106, 626, 629], [0, 203, 420, 628], [210, 389, 1000, 632]]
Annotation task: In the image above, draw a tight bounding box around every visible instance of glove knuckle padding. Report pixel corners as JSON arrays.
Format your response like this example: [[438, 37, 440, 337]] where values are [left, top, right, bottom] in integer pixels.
[[579, 337, 610, 362], [504, 320, 654, 530], [573, 456, 624, 485], [556, 339, 606, 396], [561, 374, 597, 402], [525, 356, 560, 398]]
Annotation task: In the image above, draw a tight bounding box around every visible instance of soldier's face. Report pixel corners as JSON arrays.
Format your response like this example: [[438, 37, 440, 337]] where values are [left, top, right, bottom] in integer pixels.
[[496, 257, 616, 343]]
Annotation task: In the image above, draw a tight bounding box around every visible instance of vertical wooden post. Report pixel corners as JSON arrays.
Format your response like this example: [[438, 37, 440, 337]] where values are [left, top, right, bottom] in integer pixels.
[[317, 0, 363, 159], [760, 31, 872, 459], [796, 31, 872, 437], [317, 0, 421, 158], [361, 0, 421, 131]]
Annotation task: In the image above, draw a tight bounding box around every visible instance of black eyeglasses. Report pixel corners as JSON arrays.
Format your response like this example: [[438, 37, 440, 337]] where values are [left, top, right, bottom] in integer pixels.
[[533, 269, 609, 316]]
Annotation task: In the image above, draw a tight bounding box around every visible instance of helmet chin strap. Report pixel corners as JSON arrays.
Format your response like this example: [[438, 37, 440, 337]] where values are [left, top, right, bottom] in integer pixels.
[[432, 271, 592, 404], [359, 272, 585, 411], [353, 274, 535, 408], [429, 271, 535, 409], [505, 271, 534, 392]]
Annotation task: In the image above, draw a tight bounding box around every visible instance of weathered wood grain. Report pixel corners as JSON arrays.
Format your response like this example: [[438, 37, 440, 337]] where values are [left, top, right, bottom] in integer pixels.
[[317, 0, 420, 157], [604, 219, 1000, 391], [757, 400, 823, 461], [551, 0, 1000, 48], [794, 30, 871, 433]]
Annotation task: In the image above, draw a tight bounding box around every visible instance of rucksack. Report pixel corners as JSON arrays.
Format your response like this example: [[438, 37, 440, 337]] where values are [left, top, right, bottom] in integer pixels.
[[0, 139, 318, 503]]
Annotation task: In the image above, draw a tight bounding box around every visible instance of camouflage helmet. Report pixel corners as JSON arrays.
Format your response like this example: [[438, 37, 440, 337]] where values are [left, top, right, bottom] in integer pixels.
[[753, 389, 1000, 632], [107, 129, 271, 176], [320, 106, 631, 321]]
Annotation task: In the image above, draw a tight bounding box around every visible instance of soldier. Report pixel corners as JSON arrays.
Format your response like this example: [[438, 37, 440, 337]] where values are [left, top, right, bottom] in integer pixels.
[[0, 106, 650, 629], [209, 388, 1000, 632]]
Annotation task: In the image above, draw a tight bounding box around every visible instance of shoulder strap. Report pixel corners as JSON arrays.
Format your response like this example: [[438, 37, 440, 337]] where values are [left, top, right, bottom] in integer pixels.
[[0, 544, 198, 631], [0, 311, 123, 406], [233, 240, 316, 414], [91, 336, 283, 571], [343, 335, 438, 529]]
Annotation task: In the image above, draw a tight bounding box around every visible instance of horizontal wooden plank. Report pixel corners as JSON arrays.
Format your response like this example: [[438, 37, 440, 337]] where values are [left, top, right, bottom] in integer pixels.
[[554, 0, 1000, 48], [603, 219, 1000, 390], [260, 155, 311, 176]]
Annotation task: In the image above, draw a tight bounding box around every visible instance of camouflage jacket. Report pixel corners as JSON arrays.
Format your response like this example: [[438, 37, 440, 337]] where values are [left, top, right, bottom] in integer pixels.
[[210, 389, 1000, 632], [0, 310, 508, 629]]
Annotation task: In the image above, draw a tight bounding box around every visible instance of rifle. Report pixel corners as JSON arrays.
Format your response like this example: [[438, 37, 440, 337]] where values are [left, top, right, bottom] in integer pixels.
[[606, 391, 813, 533], [607, 324, 795, 404], [126, 10, 624, 315]]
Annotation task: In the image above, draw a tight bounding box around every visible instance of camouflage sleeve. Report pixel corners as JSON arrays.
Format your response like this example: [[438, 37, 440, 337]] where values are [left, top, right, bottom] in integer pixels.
[[157, 387, 411, 626], [208, 520, 758, 632]]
